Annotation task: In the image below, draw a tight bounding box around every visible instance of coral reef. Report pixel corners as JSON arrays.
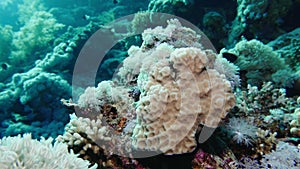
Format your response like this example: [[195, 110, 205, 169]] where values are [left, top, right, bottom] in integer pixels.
[[234, 82, 295, 115], [192, 147, 237, 169], [0, 25, 13, 82], [202, 11, 227, 49], [148, 0, 193, 14], [0, 11, 103, 139], [222, 82, 299, 161], [121, 19, 235, 154], [0, 0, 13, 9], [56, 114, 146, 168], [227, 0, 293, 46], [0, 25, 13, 63], [57, 19, 237, 167], [268, 28, 300, 71], [17, 0, 46, 24], [0, 68, 71, 138], [0, 0, 299, 168], [233, 82, 297, 137]]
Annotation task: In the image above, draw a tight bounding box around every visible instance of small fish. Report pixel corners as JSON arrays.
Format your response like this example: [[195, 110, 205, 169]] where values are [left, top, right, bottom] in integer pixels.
[[82, 14, 90, 20], [113, 0, 118, 4], [222, 52, 238, 62], [1, 63, 8, 70]]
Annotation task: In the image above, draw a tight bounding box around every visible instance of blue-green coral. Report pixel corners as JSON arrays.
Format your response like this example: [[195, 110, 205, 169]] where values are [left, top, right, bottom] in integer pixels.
[[0, 25, 13, 63], [227, 0, 292, 46], [11, 11, 64, 65], [221, 39, 298, 87]]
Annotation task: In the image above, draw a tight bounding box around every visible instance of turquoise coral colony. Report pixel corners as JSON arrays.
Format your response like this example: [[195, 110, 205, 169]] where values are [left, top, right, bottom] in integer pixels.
[[0, 0, 300, 169]]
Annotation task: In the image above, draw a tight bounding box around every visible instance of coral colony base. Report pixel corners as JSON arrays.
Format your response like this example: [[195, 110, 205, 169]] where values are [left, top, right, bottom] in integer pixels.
[[0, 0, 300, 169]]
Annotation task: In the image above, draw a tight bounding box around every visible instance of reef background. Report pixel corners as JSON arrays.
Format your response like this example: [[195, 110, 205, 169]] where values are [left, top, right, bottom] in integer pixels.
[[0, 0, 300, 168]]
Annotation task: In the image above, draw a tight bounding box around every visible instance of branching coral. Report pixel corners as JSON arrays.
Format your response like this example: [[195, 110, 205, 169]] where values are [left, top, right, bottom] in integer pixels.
[[11, 11, 64, 65], [290, 107, 300, 137], [17, 0, 46, 24], [192, 148, 238, 169], [253, 128, 277, 157], [56, 114, 144, 168], [0, 134, 97, 169], [234, 82, 295, 116], [231, 82, 298, 143], [77, 80, 134, 116]]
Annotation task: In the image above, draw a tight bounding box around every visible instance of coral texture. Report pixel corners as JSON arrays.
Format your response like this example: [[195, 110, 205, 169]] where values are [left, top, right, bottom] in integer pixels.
[[131, 46, 235, 154], [148, 0, 192, 14], [122, 19, 236, 154], [240, 141, 300, 168], [0, 14, 101, 139], [11, 11, 64, 65], [268, 28, 300, 71], [0, 25, 13, 63], [227, 0, 292, 46]]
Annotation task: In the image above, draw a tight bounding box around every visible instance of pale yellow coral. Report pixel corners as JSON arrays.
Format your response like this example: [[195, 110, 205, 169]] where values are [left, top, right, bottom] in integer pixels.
[[132, 46, 235, 154], [290, 108, 300, 137], [70, 19, 236, 156]]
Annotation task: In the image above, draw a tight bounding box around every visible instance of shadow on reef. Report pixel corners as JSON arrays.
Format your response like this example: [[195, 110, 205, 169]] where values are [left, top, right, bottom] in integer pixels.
[[138, 153, 194, 169], [136, 131, 229, 169]]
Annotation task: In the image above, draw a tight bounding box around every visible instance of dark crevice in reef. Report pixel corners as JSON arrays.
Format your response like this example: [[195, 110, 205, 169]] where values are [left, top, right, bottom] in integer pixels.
[[137, 153, 195, 169]]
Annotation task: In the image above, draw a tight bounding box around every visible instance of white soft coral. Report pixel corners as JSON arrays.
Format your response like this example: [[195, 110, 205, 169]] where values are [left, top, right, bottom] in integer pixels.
[[226, 117, 257, 146]]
